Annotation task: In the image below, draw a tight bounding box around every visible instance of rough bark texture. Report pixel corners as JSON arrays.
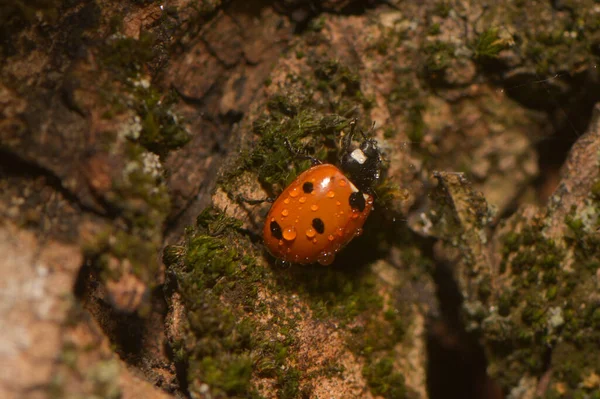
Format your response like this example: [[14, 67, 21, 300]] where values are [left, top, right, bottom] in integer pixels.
[[1, 0, 600, 398]]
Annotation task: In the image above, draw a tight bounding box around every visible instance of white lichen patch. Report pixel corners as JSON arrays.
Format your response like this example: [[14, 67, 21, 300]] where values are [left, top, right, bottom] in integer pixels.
[[140, 152, 162, 180], [118, 114, 142, 141], [575, 200, 599, 232], [131, 76, 151, 89], [547, 306, 564, 332]]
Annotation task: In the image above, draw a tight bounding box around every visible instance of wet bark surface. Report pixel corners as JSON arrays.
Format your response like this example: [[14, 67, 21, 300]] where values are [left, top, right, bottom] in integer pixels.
[[1, 0, 599, 398]]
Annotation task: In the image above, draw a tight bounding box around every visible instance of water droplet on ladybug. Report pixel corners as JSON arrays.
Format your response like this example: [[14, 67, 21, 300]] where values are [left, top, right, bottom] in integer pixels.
[[282, 227, 297, 241], [281, 209, 289, 217], [306, 228, 316, 238], [299, 196, 307, 203], [317, 251, 335, 265], [290, 188, 299, 198], [327, 190, 335, 198], [310, 204, 319, 211]]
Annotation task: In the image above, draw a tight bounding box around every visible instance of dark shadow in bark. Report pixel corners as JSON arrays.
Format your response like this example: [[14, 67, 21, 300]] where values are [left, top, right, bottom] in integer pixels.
[[426, 259, 504, 399]]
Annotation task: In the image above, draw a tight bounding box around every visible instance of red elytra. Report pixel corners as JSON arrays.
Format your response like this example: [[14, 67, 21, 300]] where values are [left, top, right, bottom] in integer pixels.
[[262, 164, 373, 265]]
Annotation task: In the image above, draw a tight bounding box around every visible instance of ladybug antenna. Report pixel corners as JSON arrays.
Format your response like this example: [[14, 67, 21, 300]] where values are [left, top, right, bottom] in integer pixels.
[[341, 118, 359, 154], [358, 121, 376, 141]]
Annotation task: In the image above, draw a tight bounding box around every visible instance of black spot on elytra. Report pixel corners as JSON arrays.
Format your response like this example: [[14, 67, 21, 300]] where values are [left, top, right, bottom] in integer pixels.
[[270, 221, 283, 240], [312, 218, 325, 234], [302, 182, 314, 193], [349, 192, 366, 212]]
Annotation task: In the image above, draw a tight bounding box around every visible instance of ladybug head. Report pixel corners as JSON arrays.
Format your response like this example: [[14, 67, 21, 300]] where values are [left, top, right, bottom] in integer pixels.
[[339, 121, 382, 195]]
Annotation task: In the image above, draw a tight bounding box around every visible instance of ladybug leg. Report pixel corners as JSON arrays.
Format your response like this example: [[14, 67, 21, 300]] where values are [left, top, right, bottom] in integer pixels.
[[283, 138, 321, 165], [236, 195, 274, 205]]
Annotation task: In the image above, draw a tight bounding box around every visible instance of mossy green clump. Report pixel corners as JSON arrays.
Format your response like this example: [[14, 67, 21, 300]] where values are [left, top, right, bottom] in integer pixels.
[[423, 41, 455, 73], [100, 32, 157, 78], [500, 224, 564, 284], [484, 209, 600, 395], [167, 208, 331, 398], [363, 357, 407, 399], [221, 107, 348, 194], [433, 1, 451, 18], [220, 54, 379, 198], [87, 360, 122, 399], [83, 141, 172, 299], [406, 103, 426, 143], [275, 266, 412, 398], [167, 209, 262, 398], [473, 27, 509, 61], [479, 0, 600, 80], [312, 58, 375, 112], [314, 59, 360, 97], [135, 87, 190, 158], [428, 23, 441, 36], [165, 204, 417, 398]]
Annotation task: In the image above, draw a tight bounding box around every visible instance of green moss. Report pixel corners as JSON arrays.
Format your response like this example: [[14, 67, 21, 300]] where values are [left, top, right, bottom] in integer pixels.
[[168, 207, 318, 398], [423, 40, 455, 72], [406, 103, 425, 142], [591, 180, 600, 199], [102, 79, 189, 159], [503, 231, 520, 253], [173, 205, 415, 396], [276, 265, 383, 323], [195, 355, 253, 396], [173, 225, 259, 396], [100, 32, 156, 77], [277, 367, 301, 399], [87, 360, 121, 399], [136, 88, 190, 158], [308, 15, 326, 32], [473, 28, 509, 60], [313, 58, 374, 110], [477, 275, 492, 302], [520, 299, 546, 328], [501, 225, 564, 276], [433, 1, 451, 18], [428, 23, 441, 36], [552, 343, 600, 390], [363, 357, 407, 399], [221, 109, 347, 194], [485, 208, 600, 393]]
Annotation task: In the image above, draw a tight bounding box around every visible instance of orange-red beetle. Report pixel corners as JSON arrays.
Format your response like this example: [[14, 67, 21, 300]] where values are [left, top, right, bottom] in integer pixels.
[[262, 121, 382, 265]]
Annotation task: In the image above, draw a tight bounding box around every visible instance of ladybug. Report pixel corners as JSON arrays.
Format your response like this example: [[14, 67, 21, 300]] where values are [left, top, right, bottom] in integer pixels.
[[262, 120, 383, 265]]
